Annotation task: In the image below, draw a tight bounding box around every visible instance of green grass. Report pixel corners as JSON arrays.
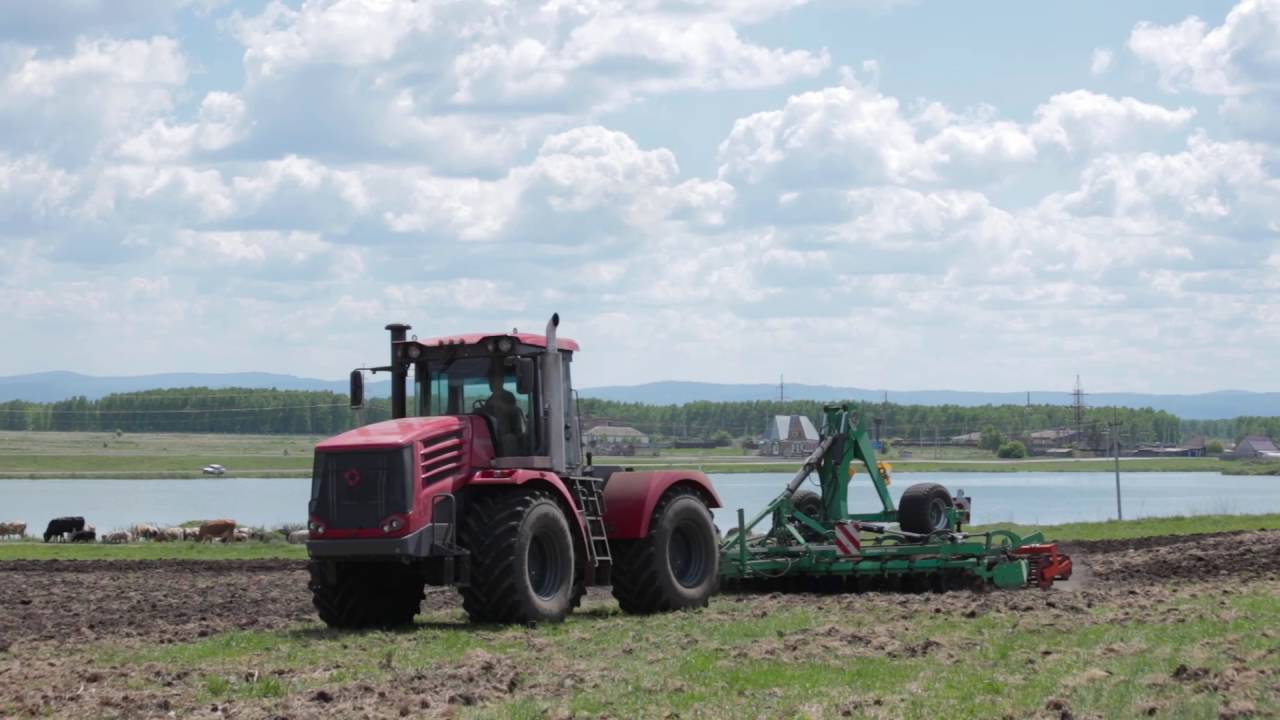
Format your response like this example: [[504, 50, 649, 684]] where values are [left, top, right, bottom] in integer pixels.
[[597, 457, 1226, 474], [1220, 460, 1280, 476], [978, 512, 1280, 542], [94, 583, 1280, 719], [888, 457, 1224, 473], [0, 539, 306, 560], [0, 430, 319, 478]]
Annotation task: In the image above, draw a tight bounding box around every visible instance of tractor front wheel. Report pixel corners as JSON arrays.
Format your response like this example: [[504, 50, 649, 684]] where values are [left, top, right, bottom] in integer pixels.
[[308, 561, 423, 629], [611, 487, 719, 614], [898, 483, 956, 534], [459, 489, 576, 624]]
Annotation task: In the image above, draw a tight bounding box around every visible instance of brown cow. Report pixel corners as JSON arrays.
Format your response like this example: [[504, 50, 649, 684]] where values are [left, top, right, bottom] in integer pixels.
[[197, 519, 236, 543], [0, 521, 26, 539], [157, 527, 184, 542]]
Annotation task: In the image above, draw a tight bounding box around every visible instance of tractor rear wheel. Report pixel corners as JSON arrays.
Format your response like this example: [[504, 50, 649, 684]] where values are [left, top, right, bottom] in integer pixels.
[[898, 483, 955, 534], [611, 487, 719, 614], [459, 489, 576, 624], [308, 561, 423, 629]]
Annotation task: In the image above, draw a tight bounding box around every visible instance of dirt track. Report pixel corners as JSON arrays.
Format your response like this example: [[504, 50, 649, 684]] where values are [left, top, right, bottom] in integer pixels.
[[1, 530, 1278, 719]]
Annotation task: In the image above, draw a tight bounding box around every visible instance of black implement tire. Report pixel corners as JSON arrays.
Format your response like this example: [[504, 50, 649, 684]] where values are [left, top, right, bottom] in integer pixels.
[[898, 483, 955, 534], [791, 489, 826, 542], [459, 489, 575, 624], [611, 487, 719, 614], [309, 561, 423, 629]]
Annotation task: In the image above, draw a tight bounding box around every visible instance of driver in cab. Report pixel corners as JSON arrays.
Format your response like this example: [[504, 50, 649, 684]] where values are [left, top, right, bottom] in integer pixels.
[[480, 361, 524, 455]]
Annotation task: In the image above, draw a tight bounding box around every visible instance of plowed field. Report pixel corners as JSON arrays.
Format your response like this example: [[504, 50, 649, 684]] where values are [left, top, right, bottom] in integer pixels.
[[2, 530, 1278, 719]]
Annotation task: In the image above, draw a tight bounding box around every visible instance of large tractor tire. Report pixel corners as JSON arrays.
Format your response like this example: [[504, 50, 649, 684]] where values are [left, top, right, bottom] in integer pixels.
[[309, 561, 423, 629], [611, 487, 719, 614], [898, 483, 956, 534], [459, 489, 576, 624]]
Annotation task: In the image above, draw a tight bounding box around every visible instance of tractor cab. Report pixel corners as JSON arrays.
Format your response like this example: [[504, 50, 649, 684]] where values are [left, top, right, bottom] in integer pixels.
[[355, 315, 583, 473]]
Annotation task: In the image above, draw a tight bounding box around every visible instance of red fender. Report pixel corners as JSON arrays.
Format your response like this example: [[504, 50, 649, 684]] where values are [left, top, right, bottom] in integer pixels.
[[601, 470, 722, 540], [469, 469, 591, 555]]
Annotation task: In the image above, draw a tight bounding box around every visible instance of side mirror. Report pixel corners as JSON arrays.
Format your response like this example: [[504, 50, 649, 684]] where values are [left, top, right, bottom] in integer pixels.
[[515, 357, 535, 395], [349, 370, 364, 409]]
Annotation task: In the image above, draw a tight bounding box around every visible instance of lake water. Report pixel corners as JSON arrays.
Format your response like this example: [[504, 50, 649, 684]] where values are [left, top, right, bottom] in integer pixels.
[[1, 472, 1277, 535]]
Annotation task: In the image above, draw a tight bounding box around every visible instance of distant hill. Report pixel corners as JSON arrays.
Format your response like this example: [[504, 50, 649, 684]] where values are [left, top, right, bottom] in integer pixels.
[[0, 371, 388, 402], [577, 381, 1280, 420], [1, 373, 1276, 420]]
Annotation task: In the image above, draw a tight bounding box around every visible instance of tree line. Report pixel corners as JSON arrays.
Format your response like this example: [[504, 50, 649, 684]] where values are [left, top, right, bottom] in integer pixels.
[[0, 386, 1269, 444], [0, 388, 391, 435], [577, 398, 1193, 445]]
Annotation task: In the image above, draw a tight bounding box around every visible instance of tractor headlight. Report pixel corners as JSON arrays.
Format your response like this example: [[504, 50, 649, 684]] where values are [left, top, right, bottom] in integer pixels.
[[497, 337, 515, 353], [406, 343, 422, 360]]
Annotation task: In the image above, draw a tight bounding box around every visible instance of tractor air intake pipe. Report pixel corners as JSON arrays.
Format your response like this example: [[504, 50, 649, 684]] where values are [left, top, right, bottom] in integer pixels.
[[386, 323, 411, 419]]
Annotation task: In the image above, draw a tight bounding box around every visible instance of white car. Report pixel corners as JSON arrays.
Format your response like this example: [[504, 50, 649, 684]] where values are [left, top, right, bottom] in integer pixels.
[[202, 464, 226, 475]]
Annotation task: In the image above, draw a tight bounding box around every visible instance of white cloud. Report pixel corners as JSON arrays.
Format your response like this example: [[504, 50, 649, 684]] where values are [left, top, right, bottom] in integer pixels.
[[718, 81, 1194, 191], [1128, 0, 1280, 134], [0, 36, 188, 162], [1090, 48, 1114, 75]]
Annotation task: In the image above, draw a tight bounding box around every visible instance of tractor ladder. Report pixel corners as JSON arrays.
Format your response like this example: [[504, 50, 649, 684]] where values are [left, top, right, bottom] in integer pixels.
[[573, 476, 612, 585]]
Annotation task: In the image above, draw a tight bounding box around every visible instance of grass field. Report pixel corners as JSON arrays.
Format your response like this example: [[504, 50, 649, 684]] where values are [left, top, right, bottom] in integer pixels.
[[0, 430, 319, 478]]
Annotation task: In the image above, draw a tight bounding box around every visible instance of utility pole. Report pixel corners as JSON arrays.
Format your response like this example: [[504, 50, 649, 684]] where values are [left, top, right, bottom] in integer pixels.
[[1110, 410, 1123, 520], [778, 374, 785, 403]]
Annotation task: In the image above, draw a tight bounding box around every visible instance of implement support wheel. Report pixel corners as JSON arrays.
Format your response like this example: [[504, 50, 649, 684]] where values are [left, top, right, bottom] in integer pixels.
[[611, 487, 719, 614], [898, 483, 956, 534]]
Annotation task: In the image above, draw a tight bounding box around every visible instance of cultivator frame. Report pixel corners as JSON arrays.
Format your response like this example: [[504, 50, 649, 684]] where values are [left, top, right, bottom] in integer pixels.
[[719, 405, 1072, 590]]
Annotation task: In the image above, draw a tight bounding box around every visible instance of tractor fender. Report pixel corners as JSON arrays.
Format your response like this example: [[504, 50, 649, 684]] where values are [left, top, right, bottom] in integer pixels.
[[468, 469, 591, 558], [601, 470, 722, 540]]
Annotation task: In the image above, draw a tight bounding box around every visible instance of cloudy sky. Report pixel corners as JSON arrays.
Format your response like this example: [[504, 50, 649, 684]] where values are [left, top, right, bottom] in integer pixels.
[[1, 0, 1277, 393]]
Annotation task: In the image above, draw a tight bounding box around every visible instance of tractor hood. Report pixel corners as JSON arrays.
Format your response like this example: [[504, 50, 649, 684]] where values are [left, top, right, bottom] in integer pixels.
[[317, 416, 466, 451]]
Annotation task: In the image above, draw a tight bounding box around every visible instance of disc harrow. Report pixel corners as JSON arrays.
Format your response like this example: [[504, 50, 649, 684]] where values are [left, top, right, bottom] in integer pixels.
[[719, 405, 1072, 592]]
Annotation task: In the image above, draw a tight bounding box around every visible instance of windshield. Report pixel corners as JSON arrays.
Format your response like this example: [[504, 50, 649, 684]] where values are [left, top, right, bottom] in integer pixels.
[[418, 356, 533, 456]]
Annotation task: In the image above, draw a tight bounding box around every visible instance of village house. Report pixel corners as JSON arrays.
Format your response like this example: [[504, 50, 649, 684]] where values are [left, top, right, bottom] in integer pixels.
[[1231, 436, 1280, 459], [583, 424, 650, 447], [760, 415, 820, 457]]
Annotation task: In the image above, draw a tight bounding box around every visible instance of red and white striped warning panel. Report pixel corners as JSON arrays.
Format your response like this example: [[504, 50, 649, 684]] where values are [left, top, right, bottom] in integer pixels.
[[834, 521, 861, 556]]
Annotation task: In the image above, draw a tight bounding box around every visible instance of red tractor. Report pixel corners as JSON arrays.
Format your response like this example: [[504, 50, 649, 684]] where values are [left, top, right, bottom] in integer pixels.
[[306, 314, 722, 626]]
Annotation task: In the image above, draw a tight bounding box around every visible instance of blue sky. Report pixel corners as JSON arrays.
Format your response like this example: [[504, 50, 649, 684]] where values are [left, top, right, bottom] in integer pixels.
[[0, 0, 1277, 393]]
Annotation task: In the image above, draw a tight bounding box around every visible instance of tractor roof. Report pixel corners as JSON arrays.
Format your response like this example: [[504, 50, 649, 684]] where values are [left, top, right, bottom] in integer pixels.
[[410, 332, 580, 352]]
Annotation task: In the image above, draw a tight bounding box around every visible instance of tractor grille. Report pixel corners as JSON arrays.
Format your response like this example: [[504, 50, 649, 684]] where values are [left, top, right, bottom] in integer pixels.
[[310, 447, 412, 530], [420, 429, 465, 487]]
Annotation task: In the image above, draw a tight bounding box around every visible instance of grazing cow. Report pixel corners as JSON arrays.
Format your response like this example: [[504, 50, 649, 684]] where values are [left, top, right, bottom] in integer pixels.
[[287, 529, 309, 545], [0, 521, 26, 539], [197, 519, 236, 543], [44, 516, 86, 543], [70, 528, 97, 543], [102, 531, 131, 544], [231, 528, 250, 542], [158, 527, 184, 542], [132, 524, 160, 540]]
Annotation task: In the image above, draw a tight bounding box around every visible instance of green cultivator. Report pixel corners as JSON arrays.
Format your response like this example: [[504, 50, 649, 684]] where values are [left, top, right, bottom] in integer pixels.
[[720, 405, 1072, 591]]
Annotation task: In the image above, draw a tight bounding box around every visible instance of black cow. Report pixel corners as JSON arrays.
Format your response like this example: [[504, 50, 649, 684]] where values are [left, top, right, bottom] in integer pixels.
[[43, 516, 85, 542], [69, 529, 96, 543]]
